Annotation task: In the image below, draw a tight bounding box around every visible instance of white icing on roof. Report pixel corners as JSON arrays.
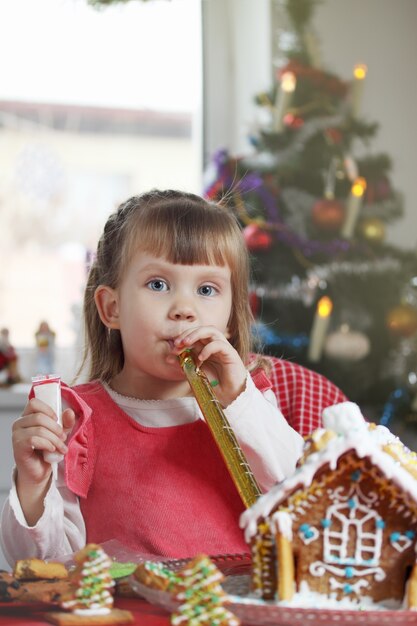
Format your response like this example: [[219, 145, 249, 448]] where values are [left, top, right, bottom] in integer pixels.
[[322, 402, 367, 435], [240, 402, 417, 543]]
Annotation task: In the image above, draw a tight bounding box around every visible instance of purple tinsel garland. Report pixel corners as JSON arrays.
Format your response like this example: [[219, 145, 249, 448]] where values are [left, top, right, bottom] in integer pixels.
[[206, 149, 355, 257]]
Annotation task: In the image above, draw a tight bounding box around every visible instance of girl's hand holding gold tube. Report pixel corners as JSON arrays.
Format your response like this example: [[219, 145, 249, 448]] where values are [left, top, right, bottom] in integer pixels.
[[172, 326, 247, 408]]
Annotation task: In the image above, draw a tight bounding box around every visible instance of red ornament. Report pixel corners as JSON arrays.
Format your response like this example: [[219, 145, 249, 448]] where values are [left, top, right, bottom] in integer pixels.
[[243, 223, 273, 251], [312, 198, 345, 231], [365, 176, 391, 204], [325, 128, 343, 144], [283, 113, 304, 129]]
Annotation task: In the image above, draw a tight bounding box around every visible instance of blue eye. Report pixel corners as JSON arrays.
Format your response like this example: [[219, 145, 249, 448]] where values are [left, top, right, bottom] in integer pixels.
[[147, 279, 168, 292], [198, 285, 216, 296]]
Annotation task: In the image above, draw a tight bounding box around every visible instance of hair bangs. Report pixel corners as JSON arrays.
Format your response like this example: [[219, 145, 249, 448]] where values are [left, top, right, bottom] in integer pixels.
[[127, 203, 241, 269]]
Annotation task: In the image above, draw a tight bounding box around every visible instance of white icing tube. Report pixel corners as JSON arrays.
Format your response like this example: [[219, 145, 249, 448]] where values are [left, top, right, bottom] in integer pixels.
[[32, 375, 64, 478]]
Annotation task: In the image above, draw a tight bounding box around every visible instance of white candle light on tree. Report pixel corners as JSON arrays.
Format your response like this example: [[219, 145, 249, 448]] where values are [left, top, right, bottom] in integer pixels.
[[351, 63, 367, 117], [308, 296, 333, 362], [274, 71, 296, 132], [341, 177, 367, 239]]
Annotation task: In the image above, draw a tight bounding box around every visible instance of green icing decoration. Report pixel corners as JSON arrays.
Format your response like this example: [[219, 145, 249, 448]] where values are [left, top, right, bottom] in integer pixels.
[[109, 561, 137, 578]]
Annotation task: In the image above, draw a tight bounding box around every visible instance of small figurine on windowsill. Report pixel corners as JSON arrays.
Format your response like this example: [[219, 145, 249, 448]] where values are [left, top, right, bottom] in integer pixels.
[[35, 320, 56, 375], [0, 327, 21, 386]]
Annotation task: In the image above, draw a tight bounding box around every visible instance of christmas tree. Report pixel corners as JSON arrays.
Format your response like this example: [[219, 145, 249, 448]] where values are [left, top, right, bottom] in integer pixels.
[[205, 0, 417, 439], [171, 555, 240, 626]]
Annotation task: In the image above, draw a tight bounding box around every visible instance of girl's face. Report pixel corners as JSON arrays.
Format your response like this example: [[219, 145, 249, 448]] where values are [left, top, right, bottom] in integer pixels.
[[96, 250, 233, 399]]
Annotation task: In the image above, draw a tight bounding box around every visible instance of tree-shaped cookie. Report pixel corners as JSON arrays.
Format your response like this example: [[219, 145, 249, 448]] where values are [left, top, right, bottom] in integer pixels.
[[171, 555, 240, 626], [46, 543, 133, 625], [61, 543, 114, 614]]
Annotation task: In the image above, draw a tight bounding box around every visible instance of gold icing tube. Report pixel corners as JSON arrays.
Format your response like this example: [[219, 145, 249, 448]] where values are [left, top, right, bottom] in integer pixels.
[[179, 350, 262, 508]]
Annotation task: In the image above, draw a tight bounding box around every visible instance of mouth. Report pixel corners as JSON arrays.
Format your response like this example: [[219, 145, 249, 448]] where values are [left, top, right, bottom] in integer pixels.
[[165, 338, 191, 363], [166, 338, 176, 351]]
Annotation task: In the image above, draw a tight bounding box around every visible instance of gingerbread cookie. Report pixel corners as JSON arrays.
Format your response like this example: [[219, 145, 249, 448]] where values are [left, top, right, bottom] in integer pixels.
[[0, 570, 71, 604], [14, 558, 68, 580], [44, 544, 133, 626], [134, 561, 181, 592]]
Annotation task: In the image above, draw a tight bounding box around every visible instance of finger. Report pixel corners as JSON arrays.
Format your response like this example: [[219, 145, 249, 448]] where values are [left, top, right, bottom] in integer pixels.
[[22, 398, 58, 421], [174, 326, 225, 351], [62, 408, 75, 430], [13, 412, 65, 438], [62, 409, 75, 440], [197, 340, 236, 365], [15, 426, 68, 455]]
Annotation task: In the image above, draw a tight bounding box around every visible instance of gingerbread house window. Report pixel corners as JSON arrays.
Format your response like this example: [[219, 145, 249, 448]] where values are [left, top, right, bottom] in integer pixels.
[[323, 496, 383, 566]]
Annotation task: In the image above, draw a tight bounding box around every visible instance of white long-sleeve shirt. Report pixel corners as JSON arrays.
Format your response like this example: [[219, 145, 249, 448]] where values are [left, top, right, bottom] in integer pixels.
[[0, 374, 304, 566]]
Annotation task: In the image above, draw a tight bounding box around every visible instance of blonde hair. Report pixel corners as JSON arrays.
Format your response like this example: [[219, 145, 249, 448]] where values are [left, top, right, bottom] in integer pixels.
[[79, 189, 254, 383]]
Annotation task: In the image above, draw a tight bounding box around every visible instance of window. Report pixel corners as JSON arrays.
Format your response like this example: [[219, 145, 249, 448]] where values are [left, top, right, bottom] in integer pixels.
[[0, 0, 202, 380], [324, 496, 383, 566]]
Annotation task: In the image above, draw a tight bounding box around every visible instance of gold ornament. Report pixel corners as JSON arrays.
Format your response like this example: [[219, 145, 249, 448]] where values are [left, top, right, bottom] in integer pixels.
[[386, 304, 417, 337], [358, 217, 385, 243], [179, 351, 261, 508]]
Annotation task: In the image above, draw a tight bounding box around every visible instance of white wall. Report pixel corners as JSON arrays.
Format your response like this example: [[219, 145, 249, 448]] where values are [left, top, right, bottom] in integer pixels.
[[204, 0, 417, 250], [203, 0, 272, 159], [314, 0, 417, 249]]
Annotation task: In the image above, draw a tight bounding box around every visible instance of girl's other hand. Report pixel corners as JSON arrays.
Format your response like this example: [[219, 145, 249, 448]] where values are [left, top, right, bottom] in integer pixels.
[[173, 326, 247, 407]]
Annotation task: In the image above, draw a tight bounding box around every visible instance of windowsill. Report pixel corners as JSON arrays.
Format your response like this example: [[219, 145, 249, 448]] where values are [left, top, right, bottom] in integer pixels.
[[0, 385, 30, 409]]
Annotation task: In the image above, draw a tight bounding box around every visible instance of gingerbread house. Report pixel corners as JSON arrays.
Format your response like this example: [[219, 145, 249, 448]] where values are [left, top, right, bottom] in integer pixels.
[[240, 402, 417, 609]]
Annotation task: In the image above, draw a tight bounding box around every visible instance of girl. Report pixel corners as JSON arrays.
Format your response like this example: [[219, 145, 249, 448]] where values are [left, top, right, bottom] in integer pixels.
[[0, 190, 304, 564]]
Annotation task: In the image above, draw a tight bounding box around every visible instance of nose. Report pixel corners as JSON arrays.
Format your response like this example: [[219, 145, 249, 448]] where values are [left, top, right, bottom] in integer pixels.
[[168, 298, 197, 322]]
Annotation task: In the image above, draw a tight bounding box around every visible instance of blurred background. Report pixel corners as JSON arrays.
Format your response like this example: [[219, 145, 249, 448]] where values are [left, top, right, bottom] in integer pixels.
[[0, 0, 416, 431]]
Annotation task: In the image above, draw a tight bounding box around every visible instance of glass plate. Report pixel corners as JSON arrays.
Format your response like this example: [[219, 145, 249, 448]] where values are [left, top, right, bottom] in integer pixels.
[[225, 576, 417, 626], [227, 602, 417, 626], [129, 578, 179, 613], [131, 571, 417, 626], [159, 552, 252, 577]]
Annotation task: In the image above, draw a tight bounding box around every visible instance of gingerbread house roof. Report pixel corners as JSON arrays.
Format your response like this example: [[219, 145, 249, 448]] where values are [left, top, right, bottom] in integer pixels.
[[240, 402, 417, 542]]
